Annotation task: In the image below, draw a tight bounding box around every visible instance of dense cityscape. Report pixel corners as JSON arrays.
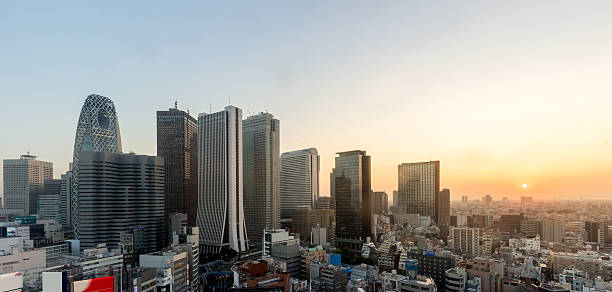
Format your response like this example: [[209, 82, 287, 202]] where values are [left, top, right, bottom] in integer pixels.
[[0, 94, 611, 292]]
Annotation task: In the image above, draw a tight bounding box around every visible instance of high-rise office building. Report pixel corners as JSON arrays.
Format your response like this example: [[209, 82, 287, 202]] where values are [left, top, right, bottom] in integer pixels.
[[397, 161, 440, 219], [78, 151, 165, 252], [157, 105, 198, 228], [197, 106, 248, 253], [392, 190, 398, 207], [3, 154, 53, 215], [72, 94, 122, 237], [371, 191, 389, 214], [39, 179, 62, 221], [437, 188, 451, 239], [331, 150, 371, 250], [243, 112, 280, 247], [280, 148, 320, 219]]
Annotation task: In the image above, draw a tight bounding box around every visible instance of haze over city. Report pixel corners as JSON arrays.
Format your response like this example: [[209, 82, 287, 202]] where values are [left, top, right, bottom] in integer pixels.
[[2, 1, 612, 200]]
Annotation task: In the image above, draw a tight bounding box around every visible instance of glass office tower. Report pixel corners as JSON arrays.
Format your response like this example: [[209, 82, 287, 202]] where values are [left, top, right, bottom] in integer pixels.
[[331, 150, 371, 251], [397, 161, 440, 219], [157, 106, 198, 228]]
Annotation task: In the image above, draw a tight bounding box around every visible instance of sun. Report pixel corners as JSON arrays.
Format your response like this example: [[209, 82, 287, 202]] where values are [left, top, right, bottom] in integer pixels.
[[521, 183, 528, 189]]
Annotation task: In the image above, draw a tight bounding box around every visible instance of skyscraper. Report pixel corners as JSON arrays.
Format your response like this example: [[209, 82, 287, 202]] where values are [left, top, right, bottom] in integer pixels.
[[397, 161, 440, 218], [39, 179, 62, 221], [392, 190, 398, 207], [437, 188, 451, 239], [3, 154, 53, 215], [157, 105, 198, 227], [59, 167, 73, 229], [72, 94, 122, 237], [243, 112, 280, 247], [197, 106, 248, 253], [280, 148, 320, 219], [371, 191, 389, 214], [78, 151, 165, 252], [331, 150, 371, 250]]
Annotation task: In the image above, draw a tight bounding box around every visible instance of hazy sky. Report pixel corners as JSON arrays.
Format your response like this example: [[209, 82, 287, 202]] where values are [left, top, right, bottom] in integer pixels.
[[2, 1, 612, 201]]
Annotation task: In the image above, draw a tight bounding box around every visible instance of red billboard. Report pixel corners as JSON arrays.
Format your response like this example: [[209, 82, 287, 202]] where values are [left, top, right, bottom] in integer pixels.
[[72, 276, 114, 292]]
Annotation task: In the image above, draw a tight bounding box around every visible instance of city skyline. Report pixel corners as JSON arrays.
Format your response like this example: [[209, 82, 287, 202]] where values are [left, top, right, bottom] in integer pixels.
[[2, 1, 612, 200]]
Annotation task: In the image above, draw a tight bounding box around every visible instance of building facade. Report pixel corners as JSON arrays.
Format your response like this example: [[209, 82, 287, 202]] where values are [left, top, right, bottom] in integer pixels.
[[331, 150, 372, 250], [72, 94, 122, 237], [59, 168, 73, 229], [450, 227, 479, 256], [39, 179, 62, 221], [542, 216, 565, 243], [437, 188, 451, 239], [3, 154, 53, 215], [78, 151, 165, 252], [280, 148, 320, 219], [371, 191, 389, 215], [243, 112, 280, 247], [397, 161, 440, 218], [197, 106, 248, 253], [157, 106, 198, 227]]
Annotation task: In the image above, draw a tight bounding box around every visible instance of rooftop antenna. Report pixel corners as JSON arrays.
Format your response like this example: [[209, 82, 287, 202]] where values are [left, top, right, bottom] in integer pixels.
[[209, 104, 212, 113], [175, 100, 178, 109], [228, 96, 231, 106]]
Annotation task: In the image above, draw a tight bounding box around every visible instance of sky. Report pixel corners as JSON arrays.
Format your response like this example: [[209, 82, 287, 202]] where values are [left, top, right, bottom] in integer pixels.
[[1, 1, 612, 201]]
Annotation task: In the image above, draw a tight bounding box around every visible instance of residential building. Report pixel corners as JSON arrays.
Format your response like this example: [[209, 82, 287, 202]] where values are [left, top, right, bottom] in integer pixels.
[[77, 151, 165, 252], [3, 153, 53, 215], [450, 227, 479, 256], [197, 106, 248, 253], [280, 148, 320, 219], [243, 112, 280, 247], [445, 268, 467, 292], [542, 216, 565, 243], [72, 94, 122, 237], [462, 257, 504, 292]]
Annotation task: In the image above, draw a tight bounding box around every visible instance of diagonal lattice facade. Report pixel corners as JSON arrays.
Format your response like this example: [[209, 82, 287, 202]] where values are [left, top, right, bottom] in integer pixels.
[[71, 94, 122, 238]]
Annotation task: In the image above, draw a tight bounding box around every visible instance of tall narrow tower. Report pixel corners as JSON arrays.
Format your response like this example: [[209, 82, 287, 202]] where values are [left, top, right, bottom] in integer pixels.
[[243, 112, 280, 247], [197, 106, 248, 253], [157, 105, 198, 229], [72, 94, 122, 238], [331, 150, 371, 251]]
